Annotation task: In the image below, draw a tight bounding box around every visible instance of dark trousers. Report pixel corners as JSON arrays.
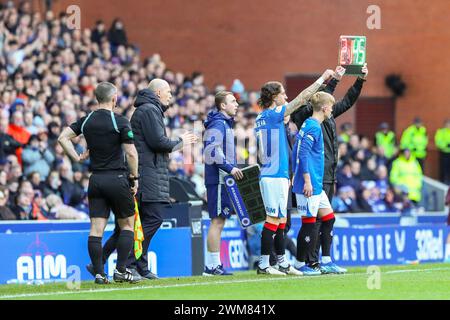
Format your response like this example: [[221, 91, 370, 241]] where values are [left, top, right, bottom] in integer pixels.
[[439, 152, 450, 184], [127, 201, 165, 275], [307, 183, 335, 264]]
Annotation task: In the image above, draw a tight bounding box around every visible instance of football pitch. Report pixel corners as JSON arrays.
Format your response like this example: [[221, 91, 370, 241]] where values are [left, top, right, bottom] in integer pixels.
[[0, 263, 449, 300]]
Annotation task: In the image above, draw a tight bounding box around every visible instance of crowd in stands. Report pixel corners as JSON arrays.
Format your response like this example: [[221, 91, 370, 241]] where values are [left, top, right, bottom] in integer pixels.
[[333, 122, 420, 214], [0, 2, 446, 221]]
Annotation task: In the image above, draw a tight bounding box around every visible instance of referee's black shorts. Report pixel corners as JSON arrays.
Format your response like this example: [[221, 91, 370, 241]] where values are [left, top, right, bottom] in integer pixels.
[[88, 171, 134, 219]]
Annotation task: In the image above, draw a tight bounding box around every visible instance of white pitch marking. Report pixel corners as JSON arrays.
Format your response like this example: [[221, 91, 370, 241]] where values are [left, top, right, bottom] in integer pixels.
[[1, 266, 449, 299]]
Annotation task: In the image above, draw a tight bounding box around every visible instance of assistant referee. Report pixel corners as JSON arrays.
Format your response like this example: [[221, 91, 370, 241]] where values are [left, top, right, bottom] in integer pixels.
[[58, 82, 140, 284]]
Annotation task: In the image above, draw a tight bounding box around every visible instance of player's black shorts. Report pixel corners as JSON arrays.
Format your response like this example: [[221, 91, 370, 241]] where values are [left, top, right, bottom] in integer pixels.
[[88, 171, 134, 219]]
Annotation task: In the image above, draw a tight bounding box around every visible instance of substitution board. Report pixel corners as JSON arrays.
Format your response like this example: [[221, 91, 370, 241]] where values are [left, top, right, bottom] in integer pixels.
[[339, 35, 366, 75], [224, 164, 266, 228]]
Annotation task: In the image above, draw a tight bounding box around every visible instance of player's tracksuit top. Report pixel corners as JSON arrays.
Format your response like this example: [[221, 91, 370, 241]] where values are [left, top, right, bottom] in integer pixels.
[[292, 117, 324, 195], [254, 105, 289, 179], [204, 110, 237, 186]]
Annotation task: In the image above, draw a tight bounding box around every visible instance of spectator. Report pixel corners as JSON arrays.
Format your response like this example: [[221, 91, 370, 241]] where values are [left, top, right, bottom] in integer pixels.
[[7, 110, 30, 164], [333, 186, 362, 213], [24, 111, 38, 134], [434, 119, 450, 185], [347, 133, 360, 155], [45, 194, 88, 220], [91, 20, 106, 44], [400, 117, 428, 170], [43, 170, 62, 198], [0, 186, 16, 220], [108, 18, 127, 48], [47, 121, 61, 147], [59, 162, 83, 206], [12, 192, 32, 220], [360, 156, 377, 181], [375, 165, 389, 196], [375, 122, 396, 160], [28, 171, 45, 192], [357, 185, 374, 212], [390, 148, 423, 204], [22, 134, 55, 180], [371, 187, 402, 213], [30, 189, 48, 220], [337, 162, 360, 191], [339, 122, 353, 143], [337, 142, 350, 166]]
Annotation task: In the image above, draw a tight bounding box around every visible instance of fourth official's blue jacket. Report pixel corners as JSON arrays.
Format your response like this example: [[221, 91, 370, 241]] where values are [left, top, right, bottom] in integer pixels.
[[204, 110, 237, 186]]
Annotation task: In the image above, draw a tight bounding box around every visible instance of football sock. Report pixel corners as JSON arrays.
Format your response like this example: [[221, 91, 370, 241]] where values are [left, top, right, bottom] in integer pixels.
[[116, 230, 134, 273], [88, 236, 104, 275], [277, 255, 289, 268], [320, 213, 335, 257], [259, 255, 270, 269], [297, 217, 317, 264], [274, 223, 286, 255], [260, 222, 278, 269], [206, 251, 221, 269], [322, 256, 332, 264], [274, 223, 288, 268]]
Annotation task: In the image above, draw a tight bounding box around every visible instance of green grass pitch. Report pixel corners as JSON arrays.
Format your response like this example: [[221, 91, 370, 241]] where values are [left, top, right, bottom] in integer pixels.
[[0, 263, 449, 300]]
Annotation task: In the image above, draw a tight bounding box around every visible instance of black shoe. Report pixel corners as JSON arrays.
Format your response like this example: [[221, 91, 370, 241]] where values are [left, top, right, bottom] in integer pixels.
[[113, 268, 142, 283], [86, 264, 95, 277], [140, 271, 159, 280], [94, 274, 110, 284], [309, 262, 323, 274]]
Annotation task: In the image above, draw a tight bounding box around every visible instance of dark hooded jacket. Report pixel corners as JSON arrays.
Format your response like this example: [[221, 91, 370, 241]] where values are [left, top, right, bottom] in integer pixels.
[[204, 110, 237, 185], [131, 89, 181, 202], [291, 77, 365, 184]]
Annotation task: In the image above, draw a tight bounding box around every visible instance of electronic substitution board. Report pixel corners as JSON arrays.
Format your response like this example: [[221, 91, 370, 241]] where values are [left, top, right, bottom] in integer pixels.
[[224, 164, 266, 228], [338, 35, 366, 75]]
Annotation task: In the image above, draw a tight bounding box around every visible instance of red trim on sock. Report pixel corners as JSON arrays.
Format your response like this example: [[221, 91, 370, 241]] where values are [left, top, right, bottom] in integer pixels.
[[278, 223, 286, 230], [302, 217, 317, 224], [264, 222, 278, 232], [321, 213, 335, 222]]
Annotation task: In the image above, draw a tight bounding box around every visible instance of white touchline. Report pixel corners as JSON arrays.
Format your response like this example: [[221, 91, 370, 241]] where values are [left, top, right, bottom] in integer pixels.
[[0, 274, 351, 299], [385, 267, 450, 274], [1, 267, 449, 299]]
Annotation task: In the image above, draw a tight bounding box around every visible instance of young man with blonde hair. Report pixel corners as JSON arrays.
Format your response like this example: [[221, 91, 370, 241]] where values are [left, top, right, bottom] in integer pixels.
[[292, 91, 337, 274]]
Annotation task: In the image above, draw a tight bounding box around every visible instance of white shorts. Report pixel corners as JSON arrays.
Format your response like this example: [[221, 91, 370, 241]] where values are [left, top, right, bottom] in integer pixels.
[[295, 190, 332, 218], [259, 177, 289, 218]]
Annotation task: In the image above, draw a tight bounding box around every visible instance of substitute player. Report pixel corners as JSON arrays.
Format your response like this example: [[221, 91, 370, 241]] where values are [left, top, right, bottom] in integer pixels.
[[292, 63, 368, 274], [292, 91, 338, 275], [254, 69, 334, 275], [58, 82, 140, 284], [203, 91, 244, 275]]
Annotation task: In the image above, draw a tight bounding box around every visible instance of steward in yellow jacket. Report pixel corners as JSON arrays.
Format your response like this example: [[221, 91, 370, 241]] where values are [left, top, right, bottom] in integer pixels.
[[390, 148, 423, 203], [435, 119, 450, 184], [400, 117, 428, 168]]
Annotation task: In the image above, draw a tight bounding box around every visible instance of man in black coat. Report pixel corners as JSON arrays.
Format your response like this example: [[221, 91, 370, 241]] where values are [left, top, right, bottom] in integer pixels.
[[127, 79, 197, 279], [291, 64, 368, 274]]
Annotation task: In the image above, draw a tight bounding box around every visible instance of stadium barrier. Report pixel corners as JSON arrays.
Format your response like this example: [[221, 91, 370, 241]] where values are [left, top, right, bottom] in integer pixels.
[[0, 215, 449, 284]]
